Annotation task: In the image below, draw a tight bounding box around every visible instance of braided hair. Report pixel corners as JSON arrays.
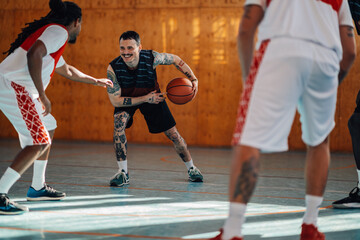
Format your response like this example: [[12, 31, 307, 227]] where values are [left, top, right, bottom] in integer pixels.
[[3, 0, 81, 56]]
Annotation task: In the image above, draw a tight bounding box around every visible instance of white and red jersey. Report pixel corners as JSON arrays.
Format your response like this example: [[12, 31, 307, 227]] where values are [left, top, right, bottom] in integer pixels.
[[0, 24, 68, 94], [245, 0, 353, 61]]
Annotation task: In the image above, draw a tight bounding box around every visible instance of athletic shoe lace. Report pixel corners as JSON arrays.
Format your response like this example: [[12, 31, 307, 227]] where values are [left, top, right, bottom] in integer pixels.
[[44, 185, 57, 193], [349, 187, 360, 198]]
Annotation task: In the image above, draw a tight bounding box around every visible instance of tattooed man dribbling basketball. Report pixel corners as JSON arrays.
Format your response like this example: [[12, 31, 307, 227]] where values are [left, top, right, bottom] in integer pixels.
[[106, 31, 203, 187]]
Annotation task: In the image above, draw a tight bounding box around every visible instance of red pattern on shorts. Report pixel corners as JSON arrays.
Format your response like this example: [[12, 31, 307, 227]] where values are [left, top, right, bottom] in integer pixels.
[[232, 40, 270, 145], [11, 82, 49, 145]]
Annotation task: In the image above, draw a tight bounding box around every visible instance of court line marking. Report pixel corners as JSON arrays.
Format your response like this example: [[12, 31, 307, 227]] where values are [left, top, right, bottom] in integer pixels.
[[36, 205, 332, 217], [160, 156, 356, 171], [17, 179, 336, 202], [0, 226, 200, 240]]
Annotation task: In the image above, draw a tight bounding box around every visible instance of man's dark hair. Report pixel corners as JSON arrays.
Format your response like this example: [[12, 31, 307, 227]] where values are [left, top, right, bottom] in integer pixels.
[[3, 0, 82, 56], [349, 0, 360, 35], [119, 31, 141, 45]]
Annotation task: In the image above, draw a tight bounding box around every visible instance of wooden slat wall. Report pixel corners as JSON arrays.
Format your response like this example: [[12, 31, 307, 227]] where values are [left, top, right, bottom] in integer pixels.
[[0, 0, 359, 151]]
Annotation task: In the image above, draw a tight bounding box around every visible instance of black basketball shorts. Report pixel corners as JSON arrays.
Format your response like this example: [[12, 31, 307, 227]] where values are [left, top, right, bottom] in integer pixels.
[[114, 101, 176, 133]]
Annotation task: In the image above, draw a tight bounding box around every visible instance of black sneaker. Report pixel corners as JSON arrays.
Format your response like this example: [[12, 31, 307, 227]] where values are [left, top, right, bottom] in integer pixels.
[[332, 186, 360, 209], [26, 184, 66, 201], [188, 166, 203, 182], [0, 193, 29, 215], [110, 169, 130, 187]]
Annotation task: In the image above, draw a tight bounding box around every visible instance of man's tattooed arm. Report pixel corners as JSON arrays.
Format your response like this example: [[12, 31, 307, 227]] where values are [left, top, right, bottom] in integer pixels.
[[123, 98, 132, 105], [107, 68, 120, 95], [153, 51, 175, 68], [106, 65, 165, 107], [338, 26, 356, 84], [153, 51, 197, 80]]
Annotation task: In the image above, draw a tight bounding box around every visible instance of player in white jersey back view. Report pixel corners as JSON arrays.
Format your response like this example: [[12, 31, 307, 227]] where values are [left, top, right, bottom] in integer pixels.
[[209, 0, 356, 240], [0, 0, 112, 215]]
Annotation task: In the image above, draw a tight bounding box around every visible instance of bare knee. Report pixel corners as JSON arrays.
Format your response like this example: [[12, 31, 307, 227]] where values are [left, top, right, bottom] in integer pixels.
[[165, 127, 185, 145], [233, 145, 260, 162], [26, 144, 50, 153], [307, 136, 329, 152]]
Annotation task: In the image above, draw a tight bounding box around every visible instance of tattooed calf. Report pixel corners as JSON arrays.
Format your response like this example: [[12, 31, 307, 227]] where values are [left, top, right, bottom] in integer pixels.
[[233, 158, 260, 203], [165, 129, 189, 162], [113, 112, 129, 161]]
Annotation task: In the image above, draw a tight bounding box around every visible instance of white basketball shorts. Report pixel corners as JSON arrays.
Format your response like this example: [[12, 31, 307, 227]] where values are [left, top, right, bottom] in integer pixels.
[[232, 38, 339, 152], [0, 75, 57, 148]]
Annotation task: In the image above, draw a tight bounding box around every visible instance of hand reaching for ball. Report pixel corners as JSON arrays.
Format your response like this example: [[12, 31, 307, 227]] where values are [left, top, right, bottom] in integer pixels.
[[145, 91, 166, 104]]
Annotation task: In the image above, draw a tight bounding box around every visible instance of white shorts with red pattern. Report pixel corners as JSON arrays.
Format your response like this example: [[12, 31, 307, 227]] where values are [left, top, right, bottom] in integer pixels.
[[232, 38, 339, 152], [0, 75, 56, 148]]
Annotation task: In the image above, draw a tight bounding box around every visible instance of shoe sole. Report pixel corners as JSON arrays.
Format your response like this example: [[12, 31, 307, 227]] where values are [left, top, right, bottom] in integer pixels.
[[332, 203, 360, 209], [0, 208, 28, 215], [110, 182, 129, 187], [189, 178, 203, 182], [0, 210, 27, 215], [26, 195, 66, 201]]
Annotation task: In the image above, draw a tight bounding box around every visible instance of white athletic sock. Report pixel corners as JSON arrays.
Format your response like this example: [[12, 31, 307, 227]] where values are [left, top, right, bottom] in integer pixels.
[[0, 167, 21, 194], [117, 160, 128, 173], [222, 202, 246, 240], [357, 169, 360, 188], [184, 159, 194, 170], [303, 195, 323, 225], [31, 160, 47, 190]]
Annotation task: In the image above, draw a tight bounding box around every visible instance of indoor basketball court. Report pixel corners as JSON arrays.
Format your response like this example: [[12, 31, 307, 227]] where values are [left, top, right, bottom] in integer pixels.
[[1, 0, 360, 240], [0, 139, 360, 239]]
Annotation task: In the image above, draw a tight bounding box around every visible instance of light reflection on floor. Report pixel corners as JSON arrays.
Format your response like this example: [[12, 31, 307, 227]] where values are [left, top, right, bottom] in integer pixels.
[[1, 140, 360, 240]]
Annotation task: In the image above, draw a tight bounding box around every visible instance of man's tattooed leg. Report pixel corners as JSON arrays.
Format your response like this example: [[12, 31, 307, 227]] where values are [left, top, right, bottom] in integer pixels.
[[232, 156, 260, 203], [164, 126, 191, 162], [114, 112, 130, 162]]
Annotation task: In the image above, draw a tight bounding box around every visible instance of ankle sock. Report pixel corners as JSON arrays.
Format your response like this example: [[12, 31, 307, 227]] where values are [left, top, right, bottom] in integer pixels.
[[117, 160, 128, 173], [222, 202, 246, 240], [31, 160, 47, 190], [185, 159, 194, 170], [303, 195, 323, 225], [0, 168, 21, 194]]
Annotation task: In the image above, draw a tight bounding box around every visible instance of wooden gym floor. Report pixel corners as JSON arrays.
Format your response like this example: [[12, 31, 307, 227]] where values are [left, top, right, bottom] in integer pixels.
[[0, 139, 359, 240]]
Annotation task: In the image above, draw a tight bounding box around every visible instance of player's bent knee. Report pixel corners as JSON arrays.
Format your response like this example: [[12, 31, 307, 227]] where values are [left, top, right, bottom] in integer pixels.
[[308, 136, 329, 150]]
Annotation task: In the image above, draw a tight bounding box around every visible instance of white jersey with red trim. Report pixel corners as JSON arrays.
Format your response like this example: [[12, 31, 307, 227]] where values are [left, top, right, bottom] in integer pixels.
[[245, 0, 353, 61], [0, 24, 68, 94]]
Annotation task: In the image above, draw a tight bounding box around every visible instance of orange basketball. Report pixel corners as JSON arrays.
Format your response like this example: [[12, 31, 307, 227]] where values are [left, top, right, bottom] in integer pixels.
[[166, 78, 195, 105]]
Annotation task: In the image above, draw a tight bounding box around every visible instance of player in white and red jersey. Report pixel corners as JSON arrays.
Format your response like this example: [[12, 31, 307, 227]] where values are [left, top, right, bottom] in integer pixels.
[[210, 0, 356, 240], [0, 0, 112, 215]]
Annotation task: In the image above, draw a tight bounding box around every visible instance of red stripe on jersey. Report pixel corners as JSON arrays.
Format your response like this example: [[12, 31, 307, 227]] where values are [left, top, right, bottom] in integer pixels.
[[49, 42, 67, 79], [319, 0, 342, 12], [20, 23, 67, 51], [232, 40, 270, 146], [266, 0, 272, 6], [20, 23, 68, 80], [11, 82, 50, 145]]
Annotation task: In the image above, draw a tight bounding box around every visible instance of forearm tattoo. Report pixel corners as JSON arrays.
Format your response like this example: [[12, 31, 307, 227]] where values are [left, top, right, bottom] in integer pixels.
[[347, 26, 354, 37], [107, 70, 120, 94], [153, 51, 175, 68], [123, 98, 132, 105], [175, 60, 192, 79], [233, 158, 260, 203], [243, 5, 253, 19], [113, 112, 129, 161]]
